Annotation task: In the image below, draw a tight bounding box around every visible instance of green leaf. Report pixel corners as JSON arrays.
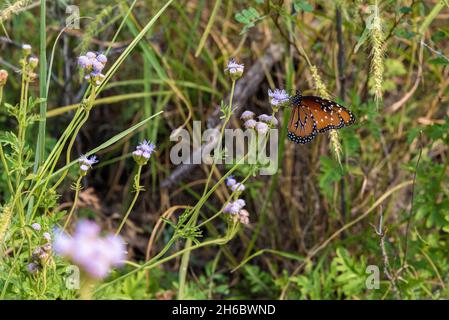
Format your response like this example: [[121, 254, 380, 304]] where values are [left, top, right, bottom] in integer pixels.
[[354, 28, 369, 53], [428, 57, 449, 65], [294, 0, 313, 12]]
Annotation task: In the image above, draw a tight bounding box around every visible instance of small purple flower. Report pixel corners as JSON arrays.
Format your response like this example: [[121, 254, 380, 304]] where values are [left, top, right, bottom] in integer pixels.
[[91, 59, 105, 73], [86, 51, 96, 59], [234, 199, 246, 209], [31, 223, 41, 231], [226, 176, 236, 187], [258, 114, 271, 122], [240, 110, 255, 121], [255, 122, 269, 135], [42, 243, 52, 252], [78, 155, 98, 175], [77, 55, 92, 69], [39, 251, 49, 261], [27, 263, 39, 274], [258, 114, 279, 127], [231, 183, 245, 192], [224, 202, 240, 215], [243, 119, 257, 129], [133, 140, 156, 164], [133, 149, 143, 157], [43, 232, 51, 242], [78, 52, 108, 86], [225, 59, 244, 80], [33, 247, 43, 258], [138, 140, 156, 155], [268, 89, 290, 107], [96, 54, 108, 64], [54, 220, 126, 280]]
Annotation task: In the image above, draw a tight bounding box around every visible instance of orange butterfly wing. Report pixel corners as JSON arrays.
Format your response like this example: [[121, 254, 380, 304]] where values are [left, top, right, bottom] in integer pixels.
[[301, 96, 355, 133], [288, 95, 355, 144], [287, 105, 317, 144]]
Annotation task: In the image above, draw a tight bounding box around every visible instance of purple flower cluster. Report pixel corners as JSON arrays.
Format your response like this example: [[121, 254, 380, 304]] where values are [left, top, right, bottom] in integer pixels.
[[226, 176, 245, 192], [223, 177, 249, 224], [27, 223, 53, 274], [268, 89, 290, 108], [54, 220, 126, 279], [133, 140, 156, 165], [223, 198, 249, 225], [240, 110, 278, 134], [77, 52, 108, 86]]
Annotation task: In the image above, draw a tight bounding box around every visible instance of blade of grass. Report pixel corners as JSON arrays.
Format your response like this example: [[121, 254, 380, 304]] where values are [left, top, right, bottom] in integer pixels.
[[46, 111, 164, 183], [194, 0, 221, 57]]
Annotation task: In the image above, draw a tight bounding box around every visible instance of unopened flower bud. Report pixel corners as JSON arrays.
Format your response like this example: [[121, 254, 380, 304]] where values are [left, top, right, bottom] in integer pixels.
[[240, 110, 255, 121], [22, 44, 32, 56], [29, 56, 39, 69], [0, 70, 8, 86], [31, 223, 41, 231], [27, 263, 39, 274]]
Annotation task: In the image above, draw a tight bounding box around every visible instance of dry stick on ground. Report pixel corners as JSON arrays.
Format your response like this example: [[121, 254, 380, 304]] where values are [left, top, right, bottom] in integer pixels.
[[371, 209, 402, 299], [160, 44, 284, 189]]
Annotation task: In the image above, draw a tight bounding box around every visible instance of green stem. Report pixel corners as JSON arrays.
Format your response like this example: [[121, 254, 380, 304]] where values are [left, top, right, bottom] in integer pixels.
[[97, 222, 239, 293], [36, 0, 47, 166], [116, 165, 143, 235], [63, 176, 83, 232], [178, 79, 236, 298], [0, 143, 13, 194]]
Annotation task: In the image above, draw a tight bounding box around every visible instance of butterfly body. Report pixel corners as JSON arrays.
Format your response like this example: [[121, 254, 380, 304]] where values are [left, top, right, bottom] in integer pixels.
[[287, 92, 355, 144]]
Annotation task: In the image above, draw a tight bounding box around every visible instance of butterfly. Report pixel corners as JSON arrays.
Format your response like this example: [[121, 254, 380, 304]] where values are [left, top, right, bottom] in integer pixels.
[[287, 91, 355, 144]]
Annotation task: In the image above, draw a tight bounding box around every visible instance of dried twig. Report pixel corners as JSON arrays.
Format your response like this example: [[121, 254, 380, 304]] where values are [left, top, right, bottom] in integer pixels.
[[371, 210, 402, 299]]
